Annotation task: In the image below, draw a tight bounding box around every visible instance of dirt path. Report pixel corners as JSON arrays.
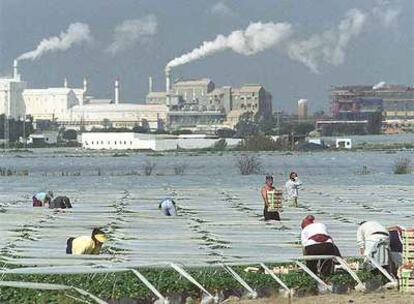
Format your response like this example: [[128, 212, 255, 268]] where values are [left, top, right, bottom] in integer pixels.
[[225, 291, 414, 304]]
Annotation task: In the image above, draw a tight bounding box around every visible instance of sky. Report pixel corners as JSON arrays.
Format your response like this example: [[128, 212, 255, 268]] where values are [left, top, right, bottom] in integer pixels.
[[0, 0, 412, 112]]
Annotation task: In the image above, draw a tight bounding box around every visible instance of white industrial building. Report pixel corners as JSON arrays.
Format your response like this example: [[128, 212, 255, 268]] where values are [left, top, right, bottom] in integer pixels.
[[23, 87, 85, 121], [0, 61, 169, 131], [82, 132, 241, 151], [0, 76, 27, 119]]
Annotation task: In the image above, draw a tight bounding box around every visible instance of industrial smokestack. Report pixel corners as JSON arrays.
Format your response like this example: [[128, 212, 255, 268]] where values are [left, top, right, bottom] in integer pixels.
[[148, 76, 153, 93], [13, 60, 20, 80], [115, 78, 120, 104], [165, 67, 171, 92], [83, 77, 88, 92], [64, 77, 68, 88]]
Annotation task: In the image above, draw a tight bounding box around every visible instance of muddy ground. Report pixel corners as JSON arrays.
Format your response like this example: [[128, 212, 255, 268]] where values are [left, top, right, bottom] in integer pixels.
[[226, 291, 414, 304]]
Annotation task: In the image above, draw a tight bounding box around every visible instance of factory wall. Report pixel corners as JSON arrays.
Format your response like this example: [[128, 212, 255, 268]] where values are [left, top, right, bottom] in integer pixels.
[[81, 132, 242, 151], [23, 89, 81, 121]]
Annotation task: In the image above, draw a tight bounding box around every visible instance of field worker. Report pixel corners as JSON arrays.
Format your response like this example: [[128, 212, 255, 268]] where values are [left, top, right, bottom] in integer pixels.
[[387, 225, 404, 277], [159, 198, 177, 216], [260, 175, 280, 221], [285, 172, 302, 207], [66, 228, 107, 255], [357, 221, 390, 272], [32, 191, 53, 207], [49, 196, 72, 209], [301, 215, 341, 276]]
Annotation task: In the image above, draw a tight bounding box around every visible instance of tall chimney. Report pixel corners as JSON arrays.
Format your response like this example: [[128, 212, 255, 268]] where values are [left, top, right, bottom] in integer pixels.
[[13, 60, 20, 80], [83, 77, 88, 92], [64, 77, 68, 88], [115, 78, 120, 104], [148, 76, 153, 93], [165, 67, 171, 92]]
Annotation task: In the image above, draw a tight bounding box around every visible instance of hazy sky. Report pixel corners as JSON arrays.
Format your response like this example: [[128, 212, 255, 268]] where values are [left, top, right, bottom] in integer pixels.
[[0, 0, 412, 112]]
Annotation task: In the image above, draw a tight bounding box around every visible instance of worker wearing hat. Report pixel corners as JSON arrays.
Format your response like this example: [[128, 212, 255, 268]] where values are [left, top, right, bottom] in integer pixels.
[[66, 228, 107, 255]]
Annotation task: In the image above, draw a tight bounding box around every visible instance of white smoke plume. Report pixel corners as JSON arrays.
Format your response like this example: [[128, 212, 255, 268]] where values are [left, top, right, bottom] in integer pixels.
[[166, 2, 400, 73], [373, 81, 386, 90], [106, 15, 157, 55], [17, 23, 92, 61], [286, 9, 367, 73], [286, 3, 400, 73], [166, 21, 293, 69], [372, 1, 401, 28]]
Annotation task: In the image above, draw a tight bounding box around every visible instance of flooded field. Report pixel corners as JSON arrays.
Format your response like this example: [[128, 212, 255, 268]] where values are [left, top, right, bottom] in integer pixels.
[[0, 149, 413, 272]]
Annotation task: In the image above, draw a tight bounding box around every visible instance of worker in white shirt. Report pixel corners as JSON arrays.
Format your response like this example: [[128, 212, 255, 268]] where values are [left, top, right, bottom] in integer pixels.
[[301, 215, 341, 276], [159, 198, 177, 216], [285, 172, 302, 207], [357, 221, 390, 272]]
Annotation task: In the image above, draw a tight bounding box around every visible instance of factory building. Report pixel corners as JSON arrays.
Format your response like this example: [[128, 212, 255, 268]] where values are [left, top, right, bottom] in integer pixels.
[[1, 60, 272, 133], [61, 103, 168, 130], [331, 84, 414, 120], [146, 75, 272, 129], [330, 84, 414, 133], [23, 87, 85, 121], [0, 62, 27, 119], [0, 78, 27, 119], [82, 132, 242, 151], [0, 61, 169, 132]]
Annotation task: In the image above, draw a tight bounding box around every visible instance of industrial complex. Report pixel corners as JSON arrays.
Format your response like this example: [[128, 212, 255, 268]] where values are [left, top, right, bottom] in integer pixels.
[[0, 59, 413, 146], [0, 61, 272, 134], [316, 84, 414, 135]]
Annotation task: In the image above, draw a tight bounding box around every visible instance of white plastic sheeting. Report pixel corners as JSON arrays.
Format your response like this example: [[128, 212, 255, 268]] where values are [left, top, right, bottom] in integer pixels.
[[0, 150, 413, 272]]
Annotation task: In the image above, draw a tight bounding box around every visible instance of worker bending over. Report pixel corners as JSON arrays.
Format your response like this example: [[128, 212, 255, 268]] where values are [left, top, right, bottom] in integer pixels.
[[159, 198, 177, 216], [66, 228, 107, 255], [50, 196, 72, 209], [357, 221, 390, 272], [301, 215, 341, 276], [32, 191, 53, 207]]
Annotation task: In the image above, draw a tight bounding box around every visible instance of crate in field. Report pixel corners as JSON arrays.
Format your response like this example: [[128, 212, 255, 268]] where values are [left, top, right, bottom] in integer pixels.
[[267, 190, 283, 211], [404, 244, 414, 252], [402, 230, 414, 239], [399, 268, 414, 293]]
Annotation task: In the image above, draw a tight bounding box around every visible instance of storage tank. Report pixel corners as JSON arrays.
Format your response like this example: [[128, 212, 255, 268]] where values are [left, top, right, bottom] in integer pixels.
[[298, 99, 309, 120]]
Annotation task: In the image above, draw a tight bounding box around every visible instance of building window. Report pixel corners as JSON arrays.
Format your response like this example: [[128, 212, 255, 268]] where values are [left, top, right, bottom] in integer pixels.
[[114, 141, 117, 144], [130, 141, 132, 145], [91, 141, 94, 144], [101, 141, 104, 144], [108, 141, 110, 144], [124, 141, 127, 145]]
